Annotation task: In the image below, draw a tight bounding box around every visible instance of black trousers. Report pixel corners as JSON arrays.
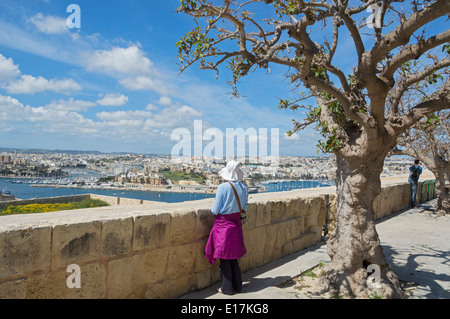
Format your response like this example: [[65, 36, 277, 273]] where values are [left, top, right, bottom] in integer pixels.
[[219, 259, 242, 295]]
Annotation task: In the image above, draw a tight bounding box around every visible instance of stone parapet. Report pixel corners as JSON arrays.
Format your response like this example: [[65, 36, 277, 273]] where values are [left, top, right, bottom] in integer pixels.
[[0, 178, 434, 299]]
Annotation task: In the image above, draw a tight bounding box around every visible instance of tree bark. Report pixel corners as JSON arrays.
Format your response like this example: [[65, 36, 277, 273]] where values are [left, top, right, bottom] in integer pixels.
[[320, 155, 404, 298], [435, 169, 450, 215]]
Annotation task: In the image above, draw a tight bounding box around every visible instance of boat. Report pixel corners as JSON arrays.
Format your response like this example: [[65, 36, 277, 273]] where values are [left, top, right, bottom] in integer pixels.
[[248, 187, 258, 194], [2, 186, 11, 195]]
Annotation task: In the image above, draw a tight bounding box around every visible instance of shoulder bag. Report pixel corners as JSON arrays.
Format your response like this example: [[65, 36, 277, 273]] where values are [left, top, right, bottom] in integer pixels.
[[227, 181, 248, 224]]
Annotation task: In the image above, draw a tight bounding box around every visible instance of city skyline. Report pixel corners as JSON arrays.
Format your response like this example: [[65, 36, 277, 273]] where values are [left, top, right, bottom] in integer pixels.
[[0, 0, 322, 157]]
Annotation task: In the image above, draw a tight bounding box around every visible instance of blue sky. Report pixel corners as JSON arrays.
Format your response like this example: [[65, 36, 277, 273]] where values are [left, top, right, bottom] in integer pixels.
[[0, 0, 321, 156], [0, 1, 445, 157]]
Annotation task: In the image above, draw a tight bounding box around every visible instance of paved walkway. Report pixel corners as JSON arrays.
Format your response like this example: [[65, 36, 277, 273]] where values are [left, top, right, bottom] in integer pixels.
[[181, 199, 450, 299]]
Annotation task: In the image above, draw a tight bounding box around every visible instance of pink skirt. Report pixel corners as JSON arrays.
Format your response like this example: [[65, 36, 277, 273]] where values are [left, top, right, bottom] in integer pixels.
[[204, 212, 246, 265]]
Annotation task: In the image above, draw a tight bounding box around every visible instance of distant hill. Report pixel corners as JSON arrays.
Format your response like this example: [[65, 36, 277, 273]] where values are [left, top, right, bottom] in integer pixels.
[[0, 147, 103, 155], [0, 147, 167, 157]]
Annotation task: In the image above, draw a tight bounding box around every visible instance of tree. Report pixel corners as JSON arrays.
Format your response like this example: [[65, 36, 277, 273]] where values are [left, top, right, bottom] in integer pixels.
[[392, 110, 450, 215], [176, 0, 450, 298]]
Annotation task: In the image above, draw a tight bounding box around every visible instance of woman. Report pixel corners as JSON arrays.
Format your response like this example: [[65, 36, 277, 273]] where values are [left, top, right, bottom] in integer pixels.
[[204, 160, 248, 295]]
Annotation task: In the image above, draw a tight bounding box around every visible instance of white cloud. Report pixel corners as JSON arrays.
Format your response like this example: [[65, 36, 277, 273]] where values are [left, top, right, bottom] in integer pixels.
[[144, 104, 202, 130], [0, 124, 14, 133], [157, 96, 172, 106], [0, 54, 20, 81], [0, 53, 82, 95], [284, 132, 301, 141], [4, 74, 82, 94], [26, 13, 68, 35], [0, 95, 26, 121], [96, 110, 153, 121], [86, 45, 155, 76], [96, 93, 129, 106], [44, 98, 96, 112], [119, 76, 169, 95], [146, 103, 158, 111]]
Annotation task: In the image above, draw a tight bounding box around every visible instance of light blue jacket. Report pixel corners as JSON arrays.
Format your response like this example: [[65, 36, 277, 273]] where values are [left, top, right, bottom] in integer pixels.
[[211, 181, 248, 215]]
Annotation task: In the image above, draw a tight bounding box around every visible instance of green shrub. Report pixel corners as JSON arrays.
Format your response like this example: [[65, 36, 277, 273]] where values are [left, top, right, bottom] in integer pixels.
[[0, 198, 109, 216]]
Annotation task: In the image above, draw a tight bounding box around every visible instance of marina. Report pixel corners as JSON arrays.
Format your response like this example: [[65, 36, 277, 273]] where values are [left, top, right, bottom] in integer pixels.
[[0, 176, 334, 204]]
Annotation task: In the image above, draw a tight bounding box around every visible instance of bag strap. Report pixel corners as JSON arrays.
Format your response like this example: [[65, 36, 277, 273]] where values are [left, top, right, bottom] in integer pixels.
[[227, 181, 242, 213]]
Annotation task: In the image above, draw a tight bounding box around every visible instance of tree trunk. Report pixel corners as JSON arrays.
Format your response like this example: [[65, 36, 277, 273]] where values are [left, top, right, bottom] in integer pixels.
[[320, 155, 404, 298], [435, 169, 450, 215]]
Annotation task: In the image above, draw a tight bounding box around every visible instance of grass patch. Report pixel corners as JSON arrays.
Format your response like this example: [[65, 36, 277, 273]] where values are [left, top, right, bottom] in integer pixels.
[[161, 171, 206, 184], [0, 198, 110, 216], [368, 291, 384, 299]]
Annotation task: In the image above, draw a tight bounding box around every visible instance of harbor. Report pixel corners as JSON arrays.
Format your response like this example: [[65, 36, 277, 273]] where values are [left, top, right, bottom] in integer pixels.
[[0, 176, 334, 204]]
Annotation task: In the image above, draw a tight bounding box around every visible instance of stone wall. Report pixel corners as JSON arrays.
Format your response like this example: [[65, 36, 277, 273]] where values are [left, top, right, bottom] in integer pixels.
[[88, 194, 161, 206], [0, 192, 15, 202], [0, 179, 433, 299]]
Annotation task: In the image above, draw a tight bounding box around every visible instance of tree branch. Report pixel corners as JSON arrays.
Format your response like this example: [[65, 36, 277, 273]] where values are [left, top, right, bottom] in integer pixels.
[[389, 58, 450, 116], [390, 79, 450, 133], [369, 0, 450, 65], [382, 29, 450, 81]]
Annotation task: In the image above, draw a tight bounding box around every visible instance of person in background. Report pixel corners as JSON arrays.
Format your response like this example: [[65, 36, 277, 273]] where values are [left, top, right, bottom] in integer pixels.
[[204, 160, 248, 295], [409, 159, 423, 208]]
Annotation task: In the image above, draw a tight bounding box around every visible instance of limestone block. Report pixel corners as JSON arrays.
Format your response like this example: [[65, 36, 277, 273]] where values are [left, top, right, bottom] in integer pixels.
[[268, 201, 287, 223], [26, 263, 106, 299], [263, 224, 277, 261], [304, 197, 324, 231], [138, 248, 170, 285], [293, 216, 305, 237], [51, 221, 101, 269], [286, 198, 301, 219], [242, 202, 257, 229], [144, 281, 174, 299], [195, 209, 214, 240], [255, 202, 270, 227], [0, 226, 52, 278], [292, 232, 320, 252], [0, 279, 27, 299], [107, 248, 168, 298], [282, 241, 295, 256], [166, 243, 198, 279], [278, 219, 297, 246], [242, 226, 266, 269], [298, 197, 308, 217], [265, 218, 306, 261], [309, 225, 323, 239], [107, 256, 138, 298], [145, 274, 197, 299], [133, 213, 171, 251], [170, 211, 197, 245], [193, 241, 211, 273], [263, 222, 289, 261], [101, 217, 133, 257], [89, 194, 119, 206], [195, 267, 218, 291]]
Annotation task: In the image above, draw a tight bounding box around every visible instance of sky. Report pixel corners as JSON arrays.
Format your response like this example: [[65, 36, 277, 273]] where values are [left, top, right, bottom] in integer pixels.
[[0, 0, 323, 157], [0, 1, 445, 157]]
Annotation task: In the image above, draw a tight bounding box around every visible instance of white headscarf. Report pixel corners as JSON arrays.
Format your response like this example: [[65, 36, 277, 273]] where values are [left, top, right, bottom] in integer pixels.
[[219, 160, 244, 182]]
